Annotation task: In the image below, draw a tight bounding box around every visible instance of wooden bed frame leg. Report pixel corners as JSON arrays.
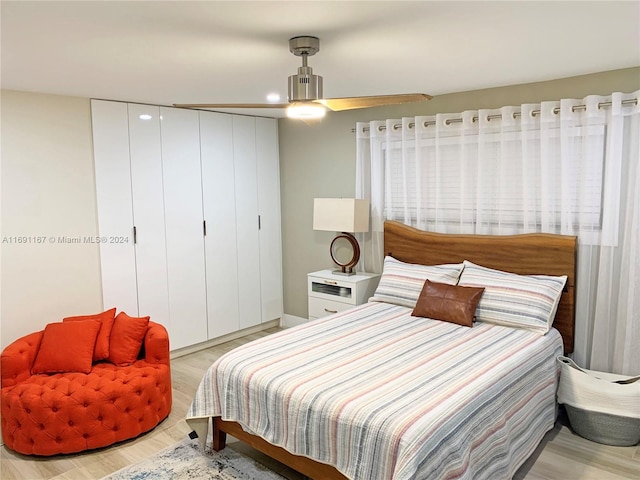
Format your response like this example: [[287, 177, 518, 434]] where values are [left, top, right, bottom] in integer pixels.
[[212, 417, 227, 451]]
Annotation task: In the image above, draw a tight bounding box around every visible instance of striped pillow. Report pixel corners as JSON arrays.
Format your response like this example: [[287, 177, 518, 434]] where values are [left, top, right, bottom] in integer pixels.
[[457, 260, 567, 335], [370, 256, 464, 308]]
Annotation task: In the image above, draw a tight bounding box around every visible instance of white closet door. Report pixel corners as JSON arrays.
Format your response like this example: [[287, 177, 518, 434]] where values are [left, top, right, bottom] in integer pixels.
[[91, 100, 138, 316], [200, 112, 240, 338], [160, 107, 208, 349], [256, 118, 283, 322], [128, 104, 170, 326], [233, 116, 262, 329]]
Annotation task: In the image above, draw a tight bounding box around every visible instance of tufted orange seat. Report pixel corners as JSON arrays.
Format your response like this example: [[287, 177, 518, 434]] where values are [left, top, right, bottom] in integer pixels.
[[1, 321, 171, 455]]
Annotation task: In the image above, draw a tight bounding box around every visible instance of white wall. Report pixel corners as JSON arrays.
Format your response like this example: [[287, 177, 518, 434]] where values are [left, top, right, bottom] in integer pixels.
[[1, 90, 103, 349]]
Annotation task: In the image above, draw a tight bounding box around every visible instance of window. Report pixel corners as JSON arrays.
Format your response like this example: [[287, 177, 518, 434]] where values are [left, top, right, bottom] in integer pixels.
[[381, 123, 608, 243]]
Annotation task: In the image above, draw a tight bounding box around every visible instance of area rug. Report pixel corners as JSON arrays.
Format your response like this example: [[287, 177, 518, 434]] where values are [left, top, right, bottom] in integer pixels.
[[102, 437, 286, 479]]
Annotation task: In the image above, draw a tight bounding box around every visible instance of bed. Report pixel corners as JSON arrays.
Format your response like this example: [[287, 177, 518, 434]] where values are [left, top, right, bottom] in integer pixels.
[[187, 221, 577, 480]]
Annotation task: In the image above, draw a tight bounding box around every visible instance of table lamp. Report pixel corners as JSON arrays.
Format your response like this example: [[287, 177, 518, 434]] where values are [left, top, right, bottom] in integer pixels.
[[313, 198, 370, 275]]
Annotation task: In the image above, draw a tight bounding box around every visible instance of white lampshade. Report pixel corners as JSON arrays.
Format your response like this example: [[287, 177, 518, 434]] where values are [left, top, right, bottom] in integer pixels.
[[313, 198, 370, 233]]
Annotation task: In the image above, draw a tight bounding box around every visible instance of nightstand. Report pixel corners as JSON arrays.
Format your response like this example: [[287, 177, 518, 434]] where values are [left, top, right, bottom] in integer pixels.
[[307, 270, 381, 321]]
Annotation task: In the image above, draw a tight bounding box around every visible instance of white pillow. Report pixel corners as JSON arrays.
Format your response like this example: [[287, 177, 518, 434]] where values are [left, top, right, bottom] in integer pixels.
[[457, 260, 567, 335], [370, 256, 464, 308]]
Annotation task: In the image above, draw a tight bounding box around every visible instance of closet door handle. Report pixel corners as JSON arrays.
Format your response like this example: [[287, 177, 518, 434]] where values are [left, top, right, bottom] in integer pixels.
[[203, 220, 207, 236], [133, 226, 137, 244]]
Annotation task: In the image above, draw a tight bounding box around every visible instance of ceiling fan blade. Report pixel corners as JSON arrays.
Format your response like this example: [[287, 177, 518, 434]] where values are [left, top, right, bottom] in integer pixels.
[[173, 103, 289, 109], [317, 93, 432, 112]]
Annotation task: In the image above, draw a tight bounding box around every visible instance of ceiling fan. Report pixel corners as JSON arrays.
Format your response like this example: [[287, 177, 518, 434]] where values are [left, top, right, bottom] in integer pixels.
[[174, 36, 432, 119]]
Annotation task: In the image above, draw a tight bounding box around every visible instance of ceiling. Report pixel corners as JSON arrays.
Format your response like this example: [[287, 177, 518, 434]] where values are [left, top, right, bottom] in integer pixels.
[[2, 1, 639, 118]]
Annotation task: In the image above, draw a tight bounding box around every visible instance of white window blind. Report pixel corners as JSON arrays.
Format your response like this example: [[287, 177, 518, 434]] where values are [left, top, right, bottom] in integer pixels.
[[382, 124, 606, 241]]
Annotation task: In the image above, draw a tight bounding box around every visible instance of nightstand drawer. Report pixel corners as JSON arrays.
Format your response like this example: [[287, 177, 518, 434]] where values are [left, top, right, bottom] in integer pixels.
[[308, 276, 356, 304], [308, 297, 353, 319]]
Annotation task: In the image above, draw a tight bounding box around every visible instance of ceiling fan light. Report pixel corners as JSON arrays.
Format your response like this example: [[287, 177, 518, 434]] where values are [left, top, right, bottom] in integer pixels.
[[287, 102, 326, 119]]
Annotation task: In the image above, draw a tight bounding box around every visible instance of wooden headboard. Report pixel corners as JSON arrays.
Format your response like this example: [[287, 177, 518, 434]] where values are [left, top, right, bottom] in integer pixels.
[[384, 221, 577, 353]]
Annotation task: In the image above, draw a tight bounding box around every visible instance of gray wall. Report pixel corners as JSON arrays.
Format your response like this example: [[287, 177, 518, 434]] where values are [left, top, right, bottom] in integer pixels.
[[278, 67, 640, 319]]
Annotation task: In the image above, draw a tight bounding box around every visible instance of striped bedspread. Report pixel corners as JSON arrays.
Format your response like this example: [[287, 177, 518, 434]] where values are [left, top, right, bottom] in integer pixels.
[[187, 301, 563, 480]]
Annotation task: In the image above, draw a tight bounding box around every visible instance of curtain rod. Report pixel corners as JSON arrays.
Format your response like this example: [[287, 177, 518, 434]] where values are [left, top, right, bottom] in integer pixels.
[[352, 98, 638, 134]]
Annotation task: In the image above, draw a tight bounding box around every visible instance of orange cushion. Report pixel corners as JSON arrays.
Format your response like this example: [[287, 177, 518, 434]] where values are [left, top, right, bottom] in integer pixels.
[[108, 312, 150, 366], [412, 280, 485, 327], [31, 320, 102, 374], [63, 308, 116, 361]]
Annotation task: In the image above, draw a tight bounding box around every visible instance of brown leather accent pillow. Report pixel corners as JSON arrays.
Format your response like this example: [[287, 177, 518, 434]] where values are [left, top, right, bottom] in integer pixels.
[[412, 280, 485, 327]]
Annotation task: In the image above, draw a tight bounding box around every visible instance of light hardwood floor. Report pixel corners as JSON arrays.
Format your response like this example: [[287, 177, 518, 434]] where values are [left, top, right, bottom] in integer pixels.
[[1, 326, 638, 480]]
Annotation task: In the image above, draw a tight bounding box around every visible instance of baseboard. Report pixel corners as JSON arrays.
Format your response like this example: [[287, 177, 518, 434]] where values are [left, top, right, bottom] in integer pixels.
[[280, 314, 309, 328], [169, 319, 280, 359]]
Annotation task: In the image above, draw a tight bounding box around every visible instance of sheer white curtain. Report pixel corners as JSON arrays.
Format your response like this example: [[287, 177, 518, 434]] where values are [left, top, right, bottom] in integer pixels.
[[356, 91, 639, 375]]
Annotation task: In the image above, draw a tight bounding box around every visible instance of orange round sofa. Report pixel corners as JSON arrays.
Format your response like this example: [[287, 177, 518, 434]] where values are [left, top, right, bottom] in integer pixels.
[[1, 317, 172, 456]]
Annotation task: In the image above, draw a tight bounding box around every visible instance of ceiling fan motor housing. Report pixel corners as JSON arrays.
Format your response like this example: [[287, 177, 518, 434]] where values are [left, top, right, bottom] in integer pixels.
[[287, 36, 323, 102], [288, 67, 323, 102]]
